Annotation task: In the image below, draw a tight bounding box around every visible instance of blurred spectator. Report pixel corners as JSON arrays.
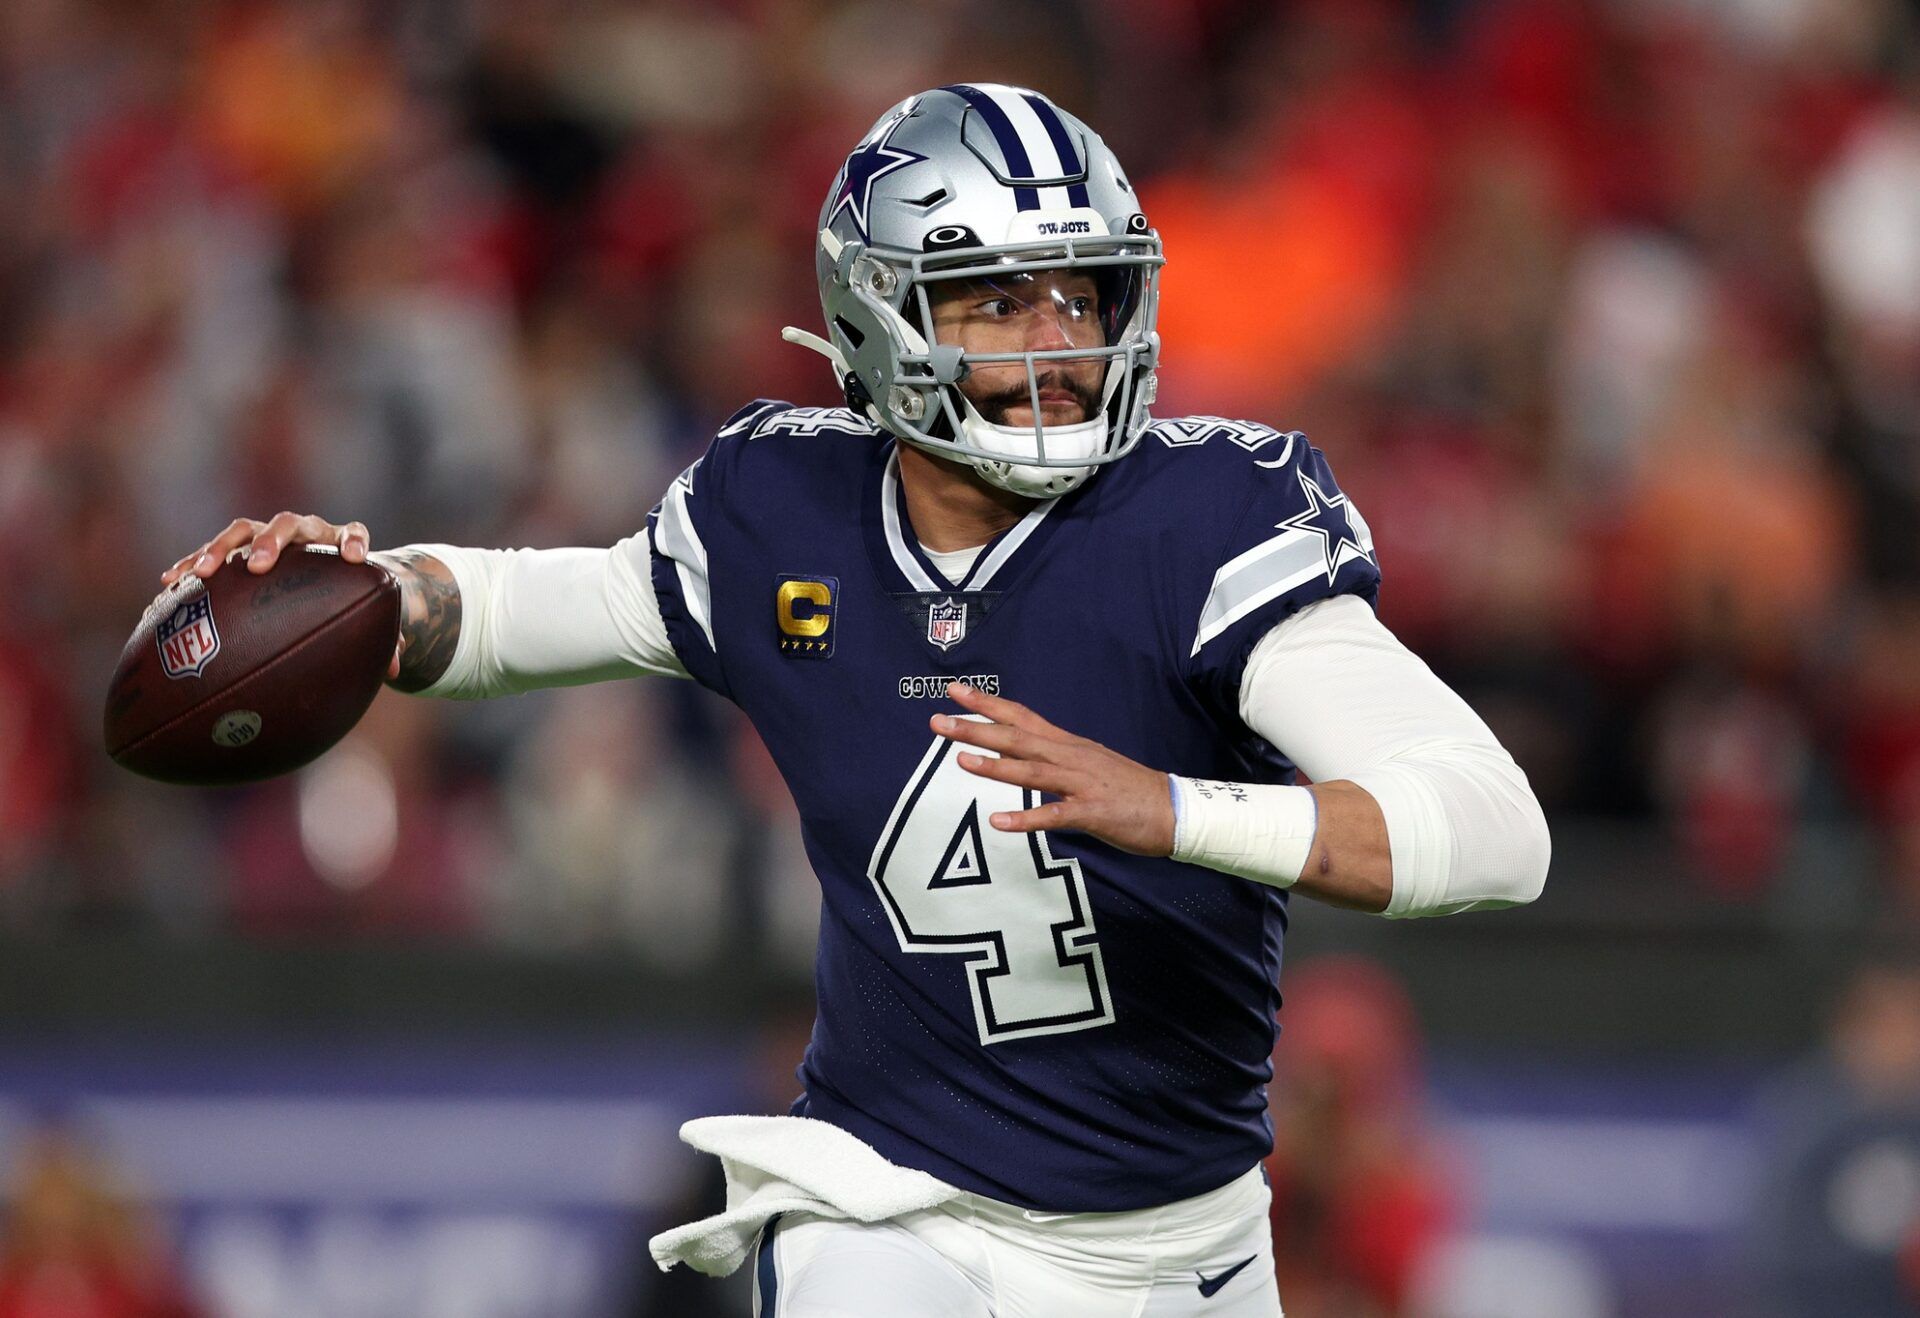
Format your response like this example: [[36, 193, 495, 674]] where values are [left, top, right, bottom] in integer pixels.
[[0, 1121, 201, 1318], [1746, 955, 1920, 1316], [224, 691, 470, 936], [0, 641, 74, 898], [488, 681, 731, 964], [1651, 666, 1815, 897], [1809, 94, 1920, 586], [1266, 957, 1454, 1318]]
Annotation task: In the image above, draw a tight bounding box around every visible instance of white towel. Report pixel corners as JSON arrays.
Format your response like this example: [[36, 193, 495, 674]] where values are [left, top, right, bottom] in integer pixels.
[[648, 1114, 962, 1277]]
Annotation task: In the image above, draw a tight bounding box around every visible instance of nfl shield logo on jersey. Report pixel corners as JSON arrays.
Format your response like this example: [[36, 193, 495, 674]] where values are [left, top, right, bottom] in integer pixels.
[[927, 598, 968, 651], [156, 594, 221, 679]]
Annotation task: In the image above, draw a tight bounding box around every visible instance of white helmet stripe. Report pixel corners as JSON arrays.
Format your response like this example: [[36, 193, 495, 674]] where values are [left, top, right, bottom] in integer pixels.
[[976, 83, 1075, 210]]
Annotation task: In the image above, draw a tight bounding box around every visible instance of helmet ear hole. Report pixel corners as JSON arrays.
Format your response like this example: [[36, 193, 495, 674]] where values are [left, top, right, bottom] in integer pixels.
[[833, 316, 867, 350]]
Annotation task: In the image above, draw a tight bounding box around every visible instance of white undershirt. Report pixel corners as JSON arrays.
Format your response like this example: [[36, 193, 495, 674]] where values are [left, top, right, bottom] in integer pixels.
[[398, 532, 1548, 917], [921, 543, 983, 587]]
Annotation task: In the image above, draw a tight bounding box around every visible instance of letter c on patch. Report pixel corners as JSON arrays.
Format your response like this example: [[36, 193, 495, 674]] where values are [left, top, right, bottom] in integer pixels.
[[777, 580, 833, 637]]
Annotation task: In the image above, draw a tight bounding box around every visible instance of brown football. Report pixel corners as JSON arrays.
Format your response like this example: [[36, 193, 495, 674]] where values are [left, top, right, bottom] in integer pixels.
[[104, 546, 401, 785]]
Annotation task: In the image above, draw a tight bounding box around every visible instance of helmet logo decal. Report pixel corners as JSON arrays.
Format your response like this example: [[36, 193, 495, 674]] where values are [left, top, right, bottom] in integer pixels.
[[831, 116, 928, 244], [924, 225, 980, 251]]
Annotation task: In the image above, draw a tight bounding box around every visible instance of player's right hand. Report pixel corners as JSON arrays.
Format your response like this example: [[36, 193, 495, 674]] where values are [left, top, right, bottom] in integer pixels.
[[161, 512, 374, 586], [161, 513, 398, 678]]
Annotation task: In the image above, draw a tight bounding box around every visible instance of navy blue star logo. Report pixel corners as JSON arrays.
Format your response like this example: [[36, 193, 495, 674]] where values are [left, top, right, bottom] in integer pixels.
[[830, 115, 926, 243], [1276, 472, 1373, 584]]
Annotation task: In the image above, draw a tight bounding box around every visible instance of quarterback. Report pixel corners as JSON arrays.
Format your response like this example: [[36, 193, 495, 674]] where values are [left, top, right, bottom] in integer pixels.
[[164, 85, 1549, 1317]]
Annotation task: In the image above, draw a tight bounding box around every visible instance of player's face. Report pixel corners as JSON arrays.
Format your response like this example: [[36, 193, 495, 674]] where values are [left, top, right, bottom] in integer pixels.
[[926, 268, 1105, 429]]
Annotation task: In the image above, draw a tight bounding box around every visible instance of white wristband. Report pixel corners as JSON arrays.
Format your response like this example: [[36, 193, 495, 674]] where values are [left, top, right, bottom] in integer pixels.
[[1168, 776, 1318, 889]]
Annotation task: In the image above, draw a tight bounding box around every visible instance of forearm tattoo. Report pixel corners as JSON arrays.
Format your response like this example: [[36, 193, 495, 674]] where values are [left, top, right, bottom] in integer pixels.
[[371, 548, 463, 692]]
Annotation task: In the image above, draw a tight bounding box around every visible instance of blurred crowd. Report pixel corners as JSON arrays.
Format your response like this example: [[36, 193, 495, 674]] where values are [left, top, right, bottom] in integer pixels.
[[2, 0, 1918, 952], [0, 1123, 199, 1318]]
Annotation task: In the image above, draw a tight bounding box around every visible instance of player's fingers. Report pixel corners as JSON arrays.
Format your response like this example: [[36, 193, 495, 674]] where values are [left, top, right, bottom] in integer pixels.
[[174, 518, 266, 582], [931, 714, 1064, 762], [161, 551, 202, 585], [946, 681, 1068, 737], [987, 800, 1080, 834], [190, 519, 260, 575], [956, 750, 1084, 796], [338, 521, 371, 563], [247, 511, 334, 572], [243, 512, 302, 568]]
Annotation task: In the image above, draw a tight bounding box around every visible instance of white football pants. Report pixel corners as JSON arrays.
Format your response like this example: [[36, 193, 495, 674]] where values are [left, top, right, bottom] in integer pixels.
[[750, 1165, 1282, 1317]]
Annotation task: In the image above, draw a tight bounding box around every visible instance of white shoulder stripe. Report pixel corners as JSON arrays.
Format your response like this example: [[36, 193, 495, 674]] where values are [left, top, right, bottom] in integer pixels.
[[1190, 527, 1326, 656], [653, 472, 716, 651]]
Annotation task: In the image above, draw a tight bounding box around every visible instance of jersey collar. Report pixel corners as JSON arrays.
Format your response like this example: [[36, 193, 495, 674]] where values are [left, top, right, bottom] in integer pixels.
[[872, 444, 1064, 594]]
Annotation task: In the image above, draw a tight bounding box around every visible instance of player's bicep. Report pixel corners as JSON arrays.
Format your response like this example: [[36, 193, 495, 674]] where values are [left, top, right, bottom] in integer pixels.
[[486, 537, 688, 683], [413, 541, 686, 698], [1238, 595, 1500, 781]]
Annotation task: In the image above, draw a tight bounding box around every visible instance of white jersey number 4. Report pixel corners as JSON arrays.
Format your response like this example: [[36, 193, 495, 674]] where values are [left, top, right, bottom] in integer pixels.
[[868, 723, 1115, 1045]]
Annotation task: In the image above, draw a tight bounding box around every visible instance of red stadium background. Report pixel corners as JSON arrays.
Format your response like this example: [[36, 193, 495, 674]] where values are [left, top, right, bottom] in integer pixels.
[[3, 1, 1919, 1315]]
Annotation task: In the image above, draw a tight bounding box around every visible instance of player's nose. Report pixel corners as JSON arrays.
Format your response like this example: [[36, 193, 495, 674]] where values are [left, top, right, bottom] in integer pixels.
[[1021, 304, 1078, 352]]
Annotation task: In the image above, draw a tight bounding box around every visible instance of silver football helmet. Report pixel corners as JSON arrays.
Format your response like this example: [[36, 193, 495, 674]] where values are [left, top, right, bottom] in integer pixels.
[[784, 84, 1164, 498]]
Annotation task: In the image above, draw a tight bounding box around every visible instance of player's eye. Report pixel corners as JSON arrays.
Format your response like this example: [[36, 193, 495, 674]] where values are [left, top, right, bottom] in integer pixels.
[[976, 297, 1020, 318]]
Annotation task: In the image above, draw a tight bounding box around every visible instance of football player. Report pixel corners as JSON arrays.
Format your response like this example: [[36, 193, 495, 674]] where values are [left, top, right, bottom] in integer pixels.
[[164, 84, 1549, 1317]]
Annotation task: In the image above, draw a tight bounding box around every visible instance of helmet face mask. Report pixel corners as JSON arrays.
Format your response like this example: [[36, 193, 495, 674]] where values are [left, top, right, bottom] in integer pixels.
[[799, 85, 1165, 499], [923, 269, 1105, 425]]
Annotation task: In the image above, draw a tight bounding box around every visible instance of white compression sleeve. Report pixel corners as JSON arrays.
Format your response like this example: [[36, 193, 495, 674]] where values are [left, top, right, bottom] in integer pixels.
[[1235, 594, 1550, 917], [381, 529, 687, 700]]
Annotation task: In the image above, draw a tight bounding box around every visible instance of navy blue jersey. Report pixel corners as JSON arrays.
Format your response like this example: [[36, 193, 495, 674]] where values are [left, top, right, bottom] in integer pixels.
[[648, 402, 1380, 1212]]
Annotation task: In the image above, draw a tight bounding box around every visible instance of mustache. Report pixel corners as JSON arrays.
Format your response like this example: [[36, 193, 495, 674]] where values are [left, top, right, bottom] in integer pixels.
[[968, 370, 1102, 424]]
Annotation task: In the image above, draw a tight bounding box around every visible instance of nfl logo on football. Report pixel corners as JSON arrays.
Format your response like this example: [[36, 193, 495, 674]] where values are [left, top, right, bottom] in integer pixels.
[[157, 595, 221, 679], [927, 598, 967, 651]]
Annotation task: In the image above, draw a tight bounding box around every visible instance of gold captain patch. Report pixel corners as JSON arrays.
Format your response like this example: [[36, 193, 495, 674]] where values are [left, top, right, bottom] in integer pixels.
[[776, 575, 837, 658]]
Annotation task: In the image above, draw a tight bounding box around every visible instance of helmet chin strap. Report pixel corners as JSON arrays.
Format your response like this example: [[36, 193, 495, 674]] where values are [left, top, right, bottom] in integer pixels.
[[952, 343, 1131, 498], [955, 393, 1105, 498]]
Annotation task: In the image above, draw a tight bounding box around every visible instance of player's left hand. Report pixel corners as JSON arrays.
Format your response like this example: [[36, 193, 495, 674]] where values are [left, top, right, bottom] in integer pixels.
[[932, 681, 1175, 857]]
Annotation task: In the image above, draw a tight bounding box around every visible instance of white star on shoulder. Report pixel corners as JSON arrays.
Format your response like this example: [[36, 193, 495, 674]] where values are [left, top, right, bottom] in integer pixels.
[[1274, 472, 1374, 584]]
